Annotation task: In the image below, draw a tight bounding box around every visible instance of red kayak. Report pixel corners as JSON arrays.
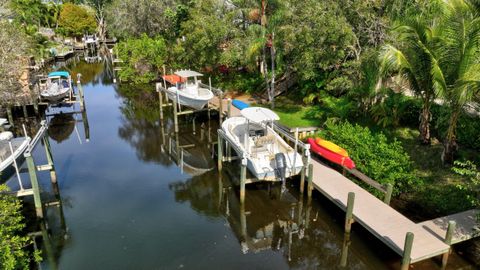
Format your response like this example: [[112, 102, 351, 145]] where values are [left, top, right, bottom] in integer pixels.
[[307, 138, 356, 169]]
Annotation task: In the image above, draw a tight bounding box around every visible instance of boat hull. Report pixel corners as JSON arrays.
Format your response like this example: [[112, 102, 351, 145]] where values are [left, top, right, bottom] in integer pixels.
[[166, 88, 213, 110], [41, 89, 70, 102], [0, 137, 31, 181], [222, 117, 303, 182], [307, 138, 355, 169]]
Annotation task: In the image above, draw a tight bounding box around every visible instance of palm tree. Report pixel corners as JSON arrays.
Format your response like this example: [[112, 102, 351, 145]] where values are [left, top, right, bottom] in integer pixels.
[[379, 13, 442, 144], [434, 0, 480, 163]]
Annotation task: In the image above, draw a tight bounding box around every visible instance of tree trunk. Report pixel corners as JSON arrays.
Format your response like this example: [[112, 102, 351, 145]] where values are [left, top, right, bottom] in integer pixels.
[[269, 33, 275, 109], [419, 99, 431, 144], [442, 109, 460, 164]]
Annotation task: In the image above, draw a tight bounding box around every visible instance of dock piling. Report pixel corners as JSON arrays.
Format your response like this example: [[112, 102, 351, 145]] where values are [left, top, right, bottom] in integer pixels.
[[43, 136, 57, 184], [441, 221, 456, 268], [240, 158, 247, 204], [307, 163, 313, 199], [25, 153, 44, 218], [384, 183, 393, 205], [345, 192, 355, 233], [227, 98, 232, 118], [7, 106, 14, 127], [401, 232, 414, 270], [217, 135, 223, 171], [173, 97, 179, 133]]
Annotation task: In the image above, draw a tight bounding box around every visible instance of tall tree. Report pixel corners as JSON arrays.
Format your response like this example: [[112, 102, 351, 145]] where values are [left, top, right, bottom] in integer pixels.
[[434, 0, 480, 163], [105, 0, 176, 39], [379, 4, 441, 144]]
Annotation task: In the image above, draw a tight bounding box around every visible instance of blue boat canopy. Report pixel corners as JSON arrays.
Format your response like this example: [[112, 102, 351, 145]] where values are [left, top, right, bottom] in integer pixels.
[[48, 71, 70, 78]]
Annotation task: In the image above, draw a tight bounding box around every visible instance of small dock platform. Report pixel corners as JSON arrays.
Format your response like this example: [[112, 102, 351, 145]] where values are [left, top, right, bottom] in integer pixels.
[[419, 209, 480, 245]]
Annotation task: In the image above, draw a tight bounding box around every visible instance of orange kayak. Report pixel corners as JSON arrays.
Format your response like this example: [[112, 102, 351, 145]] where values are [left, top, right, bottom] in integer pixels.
[[315, 138, 349, 157]]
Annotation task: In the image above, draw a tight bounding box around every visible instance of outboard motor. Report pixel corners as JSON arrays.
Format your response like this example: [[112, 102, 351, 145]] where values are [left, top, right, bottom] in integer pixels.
[[275, 153, 287, 192]]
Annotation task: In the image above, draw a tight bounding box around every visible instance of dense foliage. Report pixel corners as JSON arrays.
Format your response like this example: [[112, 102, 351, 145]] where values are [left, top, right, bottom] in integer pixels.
[[0, 185, 38, 269], [58, 3, 97, 37], [318, 120, 421, 196], [116, 34, 167, 83], [0, 20, 33, 106]]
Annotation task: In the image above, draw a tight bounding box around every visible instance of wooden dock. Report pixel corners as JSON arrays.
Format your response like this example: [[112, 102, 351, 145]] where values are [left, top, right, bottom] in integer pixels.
[[310, 159, 453, 266], [419, 209, 480, 245]]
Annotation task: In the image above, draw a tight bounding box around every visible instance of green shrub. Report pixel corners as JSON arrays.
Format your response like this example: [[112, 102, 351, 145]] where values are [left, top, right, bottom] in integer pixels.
[[0, 185, 39, 269], [116, 34, 168, 83], [432, 105, 480, 150], [58, 3, 97, 37], [317, 120, 421, 196]]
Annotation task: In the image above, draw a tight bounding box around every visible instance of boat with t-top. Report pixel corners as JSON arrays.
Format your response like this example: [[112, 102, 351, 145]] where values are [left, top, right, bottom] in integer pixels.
[[162, 70, 214, 110], [221, 107, 303, 183], [39, 71, 74, 102]]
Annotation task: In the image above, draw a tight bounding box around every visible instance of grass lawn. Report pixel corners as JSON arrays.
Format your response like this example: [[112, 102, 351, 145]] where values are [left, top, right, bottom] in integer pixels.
[[257, 96, 321, 128]]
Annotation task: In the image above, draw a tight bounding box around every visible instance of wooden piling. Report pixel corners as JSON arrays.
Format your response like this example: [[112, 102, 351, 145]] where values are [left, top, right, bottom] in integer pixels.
[[25, 153, 43, 218], [227, 98, 232, 118], [158, 83, 164, 120], [218, 91, 223, 125], [217, 135, 223, 171], [384, 183, 393, 205], [22, 105, 28, 118], [340, 233, 351, 267], [401, 232, 414, 270], [345, 192, 355, 233], [43, 136, 57, 184], [240, 158, 247, 204], [300, 156, 307, 194], [307, 163, 313, 199], [76, 74, 85, 111], [7, 106, 14, 127], [173, 97, 179, 133], [441, 221, 456, 268]]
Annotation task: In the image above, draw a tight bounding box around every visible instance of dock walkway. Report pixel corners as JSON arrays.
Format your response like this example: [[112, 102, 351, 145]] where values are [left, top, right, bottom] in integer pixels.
[[310, 159, 451, 264]]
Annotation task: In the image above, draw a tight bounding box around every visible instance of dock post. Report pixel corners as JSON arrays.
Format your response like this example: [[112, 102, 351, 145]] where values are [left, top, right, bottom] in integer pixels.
[[173, 97, 179, 133], [22, 105, 28, 118], [157, 83, 164, 120], [33, 98, 39, 115], [43, 136, 57, 184], [300, 155, 307, 194], [218, 91, 223, 125], [227, 98, 232, 118], [76, 74, 85, 111], [82, 108, 90, 142], [384, 183, 393, 205], [401, 232, 414, 270], [217, 134, 223, 171], [340, 232, 351, 267], [240, 158, 247, 204], [345, 192, 355, 233], [441, 221, 456, 268], [307, 164, 313, 199], [25, 153, 43, 218], [7, 106, 14, 127]]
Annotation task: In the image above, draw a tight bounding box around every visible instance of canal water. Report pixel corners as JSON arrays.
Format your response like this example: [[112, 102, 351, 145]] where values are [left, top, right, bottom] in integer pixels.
[[5, 62, 477, 269]]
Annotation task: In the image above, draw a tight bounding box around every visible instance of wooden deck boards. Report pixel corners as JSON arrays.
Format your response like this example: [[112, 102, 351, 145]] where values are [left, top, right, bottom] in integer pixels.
[[310, 159, 450, 263], [418, 210, 480, 245], [210, 97, 242, 117]]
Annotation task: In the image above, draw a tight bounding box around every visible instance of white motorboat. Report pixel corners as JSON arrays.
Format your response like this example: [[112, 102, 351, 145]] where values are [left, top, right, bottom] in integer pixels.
[[162, 70, 214, 110], [221, 107, 303, 182], [0, 122, 31, 179], [40, 71, 74, 102]]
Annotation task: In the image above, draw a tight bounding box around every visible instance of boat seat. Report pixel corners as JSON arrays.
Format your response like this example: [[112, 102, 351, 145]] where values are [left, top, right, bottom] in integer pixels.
[[255, 135, 275, 146]]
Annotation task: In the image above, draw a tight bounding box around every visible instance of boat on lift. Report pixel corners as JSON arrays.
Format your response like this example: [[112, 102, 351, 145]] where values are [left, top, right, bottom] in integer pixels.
[[162, 70, 214, 110], [40, 71, 74, 102], [221, 107, 303, 183], [0, 121, 30, 180]]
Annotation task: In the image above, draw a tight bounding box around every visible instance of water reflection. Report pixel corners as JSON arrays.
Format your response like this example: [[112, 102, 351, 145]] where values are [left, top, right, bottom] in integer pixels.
[[48, 113, 75, 143]]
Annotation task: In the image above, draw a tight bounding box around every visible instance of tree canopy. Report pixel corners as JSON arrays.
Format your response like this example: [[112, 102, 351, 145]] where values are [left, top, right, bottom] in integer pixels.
[[58, 3, 97, 37]]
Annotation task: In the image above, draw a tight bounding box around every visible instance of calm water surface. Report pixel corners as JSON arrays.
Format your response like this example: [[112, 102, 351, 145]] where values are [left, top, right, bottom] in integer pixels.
[[6, 63, 477, 270]]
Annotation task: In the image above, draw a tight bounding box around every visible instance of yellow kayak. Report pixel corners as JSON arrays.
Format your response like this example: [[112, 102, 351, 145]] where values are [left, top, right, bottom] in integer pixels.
[[315, 138, 349, 157]]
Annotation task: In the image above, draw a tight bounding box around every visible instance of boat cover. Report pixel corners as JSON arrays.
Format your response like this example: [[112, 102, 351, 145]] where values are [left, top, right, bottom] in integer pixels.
[[232, 99, 250, 110], [175, 70, 203, 78], [48, 71, 70, 78], [163, 74, 186, 84], [241, 107, 279, 123]]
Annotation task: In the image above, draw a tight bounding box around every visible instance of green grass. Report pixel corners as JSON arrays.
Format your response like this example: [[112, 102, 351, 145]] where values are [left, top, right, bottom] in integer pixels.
[[257, 96, 321, 128]]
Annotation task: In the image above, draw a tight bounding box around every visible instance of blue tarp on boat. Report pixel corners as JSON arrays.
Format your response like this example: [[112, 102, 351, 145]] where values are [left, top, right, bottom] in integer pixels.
[[48, 71, 70, 78], [232, 99, 250, 110]]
